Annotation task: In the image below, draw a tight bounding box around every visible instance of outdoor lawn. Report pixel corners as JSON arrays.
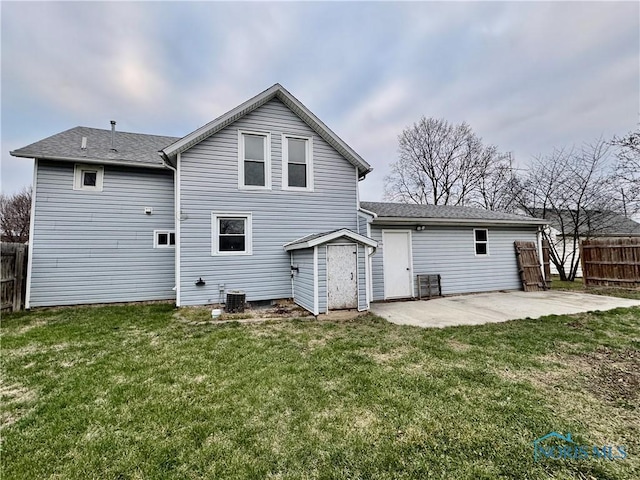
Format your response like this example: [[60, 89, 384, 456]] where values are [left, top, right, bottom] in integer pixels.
[[2, 302, 639, 479]]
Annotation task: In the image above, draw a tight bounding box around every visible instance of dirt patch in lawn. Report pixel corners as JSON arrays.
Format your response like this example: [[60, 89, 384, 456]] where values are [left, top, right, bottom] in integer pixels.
[[581, 347, 639, 404], [500, 346, 639, 405], [175, 302, 313, 325]]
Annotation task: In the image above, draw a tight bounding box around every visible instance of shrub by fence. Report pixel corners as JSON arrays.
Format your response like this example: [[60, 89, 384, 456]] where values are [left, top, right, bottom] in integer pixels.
[[1, 243, 28, 312], [580, 237, 640, 288]]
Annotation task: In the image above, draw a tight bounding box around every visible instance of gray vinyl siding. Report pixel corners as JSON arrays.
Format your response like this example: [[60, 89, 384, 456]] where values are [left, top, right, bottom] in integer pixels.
[[357, 213, 369, 235], [317, 247, 327, 314], [29, 160, 175, 307], [371, 224, 538, 300], [357, 244, 367, 310], [179, 98, 359, 305], [291, 249, 315, 313]]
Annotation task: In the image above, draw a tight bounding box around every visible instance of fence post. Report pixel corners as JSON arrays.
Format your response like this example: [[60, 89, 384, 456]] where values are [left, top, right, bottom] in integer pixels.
[[13, 246, 25, 311], [579, 240, 587, 287]]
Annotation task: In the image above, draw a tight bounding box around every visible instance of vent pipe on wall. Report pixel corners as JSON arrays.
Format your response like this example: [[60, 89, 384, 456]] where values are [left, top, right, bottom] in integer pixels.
[[110, 120, 117, 151]]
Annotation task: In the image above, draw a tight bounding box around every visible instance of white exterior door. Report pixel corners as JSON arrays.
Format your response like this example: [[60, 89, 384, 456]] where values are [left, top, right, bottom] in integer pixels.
[[327, 244, 358, 310], [382, 231, 413, 299]]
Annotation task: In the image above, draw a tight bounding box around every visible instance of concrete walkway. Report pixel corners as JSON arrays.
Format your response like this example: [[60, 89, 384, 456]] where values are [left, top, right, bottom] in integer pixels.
[[370, 291, 640, 328]]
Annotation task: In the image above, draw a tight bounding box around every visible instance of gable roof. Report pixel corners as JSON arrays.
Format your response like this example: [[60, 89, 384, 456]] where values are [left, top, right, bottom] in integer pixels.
[[361, 201, 547, 226], [283, 229, 378, 251], [161, 83, 372, 176], [11, 126, 178, 169], [530, 209, 640, 237]]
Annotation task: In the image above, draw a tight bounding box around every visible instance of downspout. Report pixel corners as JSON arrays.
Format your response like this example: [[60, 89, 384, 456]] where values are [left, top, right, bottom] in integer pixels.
[[161, 154, 180, 306]]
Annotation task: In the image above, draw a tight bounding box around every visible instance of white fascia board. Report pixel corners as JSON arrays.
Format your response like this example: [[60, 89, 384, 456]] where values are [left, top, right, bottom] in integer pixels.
[[162, 84, 280, 159], [275, 87, 371, 175], [372, 216, 548, 227], [160, 83, 372, 176], [284, 229, 378, 251]]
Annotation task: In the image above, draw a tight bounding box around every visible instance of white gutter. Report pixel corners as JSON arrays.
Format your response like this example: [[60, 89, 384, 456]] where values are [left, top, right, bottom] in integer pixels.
[[358, 207, 378, 219], [9, 152, 168, 170], [372, 216, 547, 227]]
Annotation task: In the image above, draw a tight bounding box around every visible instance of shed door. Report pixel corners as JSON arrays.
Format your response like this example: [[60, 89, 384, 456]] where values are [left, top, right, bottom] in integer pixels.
[[383, 231, 413, 299], [327, 244, 358, 310]]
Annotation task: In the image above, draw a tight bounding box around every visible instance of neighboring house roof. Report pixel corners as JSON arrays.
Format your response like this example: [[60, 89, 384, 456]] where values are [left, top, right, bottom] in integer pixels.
[[161, 83, 372, 176], [361, 201, 547, 226], [530, 209, 640, 237], [10, 126, 179, 169], [283, 229, 378, 251]]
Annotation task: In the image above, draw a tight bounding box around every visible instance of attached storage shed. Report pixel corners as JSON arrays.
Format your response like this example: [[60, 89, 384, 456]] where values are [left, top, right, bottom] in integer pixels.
[[360, 202, 548, 300], [284, 229, 378, 315]]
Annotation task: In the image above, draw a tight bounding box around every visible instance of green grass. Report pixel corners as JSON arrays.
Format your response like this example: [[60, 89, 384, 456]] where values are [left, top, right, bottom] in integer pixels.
[[551, 275, 640, 300], [2, 304, 639, 479]]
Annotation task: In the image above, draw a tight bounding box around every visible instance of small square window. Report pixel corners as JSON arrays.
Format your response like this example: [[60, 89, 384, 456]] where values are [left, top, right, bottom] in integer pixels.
[[474, 229, 489, 256], [154, 230, 175, 248], [74, 164, 104, 191], [82, 170, 97, 187]]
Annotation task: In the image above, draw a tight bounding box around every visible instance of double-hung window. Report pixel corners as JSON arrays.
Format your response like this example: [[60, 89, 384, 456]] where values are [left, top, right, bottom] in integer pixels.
[[474, 229, 489, 255], [212, 213, 252, 255], [238, 130, 271, 189], [282, 134, 313, 191]]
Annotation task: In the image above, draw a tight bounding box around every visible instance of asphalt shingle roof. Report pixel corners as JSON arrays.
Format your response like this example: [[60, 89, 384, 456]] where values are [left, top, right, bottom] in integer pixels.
[[11, 126, 179, 168], [361, 201, 545, 224]]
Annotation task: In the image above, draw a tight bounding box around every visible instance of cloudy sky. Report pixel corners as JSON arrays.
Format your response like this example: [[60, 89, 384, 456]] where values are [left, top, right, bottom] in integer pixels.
[[2, 1, 638, 201]]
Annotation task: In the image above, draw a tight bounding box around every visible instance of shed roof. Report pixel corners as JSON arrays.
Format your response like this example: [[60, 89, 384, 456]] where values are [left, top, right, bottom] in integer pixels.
[[10, 126, 178, 169], [161, 83, 372, 176], [361, 201, 546, 226], [284, 229, 378, 251]]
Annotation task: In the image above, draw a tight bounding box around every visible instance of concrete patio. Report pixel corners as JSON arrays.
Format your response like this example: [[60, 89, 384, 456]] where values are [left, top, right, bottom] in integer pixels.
[[370, 291, 640, 328]]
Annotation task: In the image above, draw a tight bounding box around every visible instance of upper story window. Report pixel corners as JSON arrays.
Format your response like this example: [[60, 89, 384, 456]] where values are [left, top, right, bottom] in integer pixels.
[[282, 134, 313, 191], [212, 212, 253, 255], [474, 229, 489, 255], [73, 164, 104, 191], [154, 230, 175, 248], [238, 130, 271, 189]]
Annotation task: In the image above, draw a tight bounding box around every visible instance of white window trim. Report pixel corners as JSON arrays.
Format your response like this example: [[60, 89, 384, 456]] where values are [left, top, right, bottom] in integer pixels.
[[473, 228, 489, 256], [282, 134, 314, 192], [73, 164, 104, 191], [238, 130, 271, 190], [154, 230, 175, 249], [211, 212, 253, 256]]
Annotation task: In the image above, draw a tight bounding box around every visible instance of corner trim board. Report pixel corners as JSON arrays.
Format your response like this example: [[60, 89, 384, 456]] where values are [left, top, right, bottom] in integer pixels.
[[25, 159, 38, 309]]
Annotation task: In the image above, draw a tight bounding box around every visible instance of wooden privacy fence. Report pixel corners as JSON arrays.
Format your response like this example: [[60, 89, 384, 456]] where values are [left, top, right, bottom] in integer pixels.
[[580, 237, 640, 288], [514, 240, 550, 292], [1, 243, 28, 312]]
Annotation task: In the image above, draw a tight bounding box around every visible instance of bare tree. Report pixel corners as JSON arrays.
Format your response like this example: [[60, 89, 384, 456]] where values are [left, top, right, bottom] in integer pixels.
[[384, 117, 515, 210], [0, 187, 32, 243], [610, 130, 640, 217], [516, 139, 619, 281]]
